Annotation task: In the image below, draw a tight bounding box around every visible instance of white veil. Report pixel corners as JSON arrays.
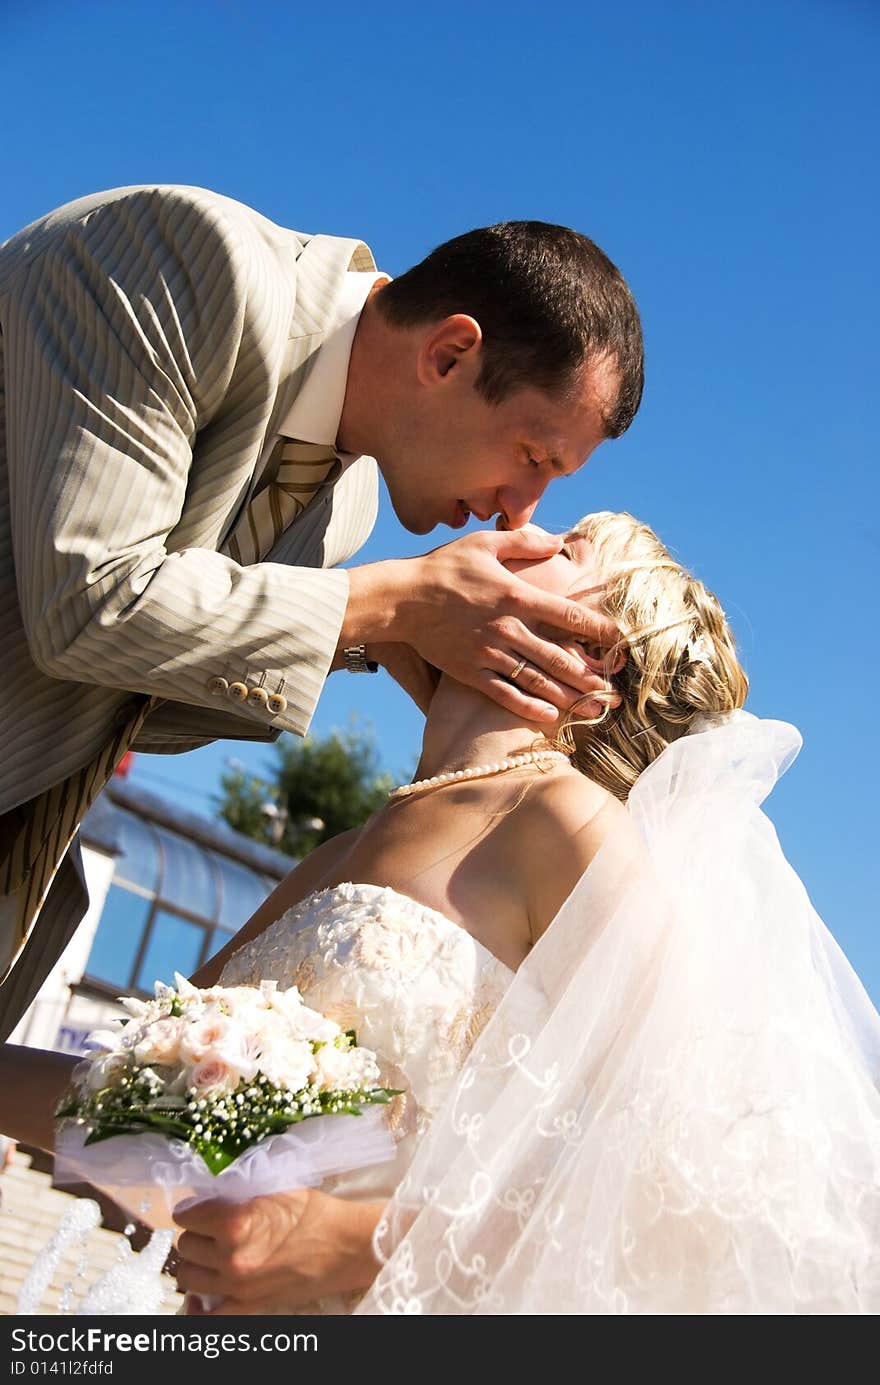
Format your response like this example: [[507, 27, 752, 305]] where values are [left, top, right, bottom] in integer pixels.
[[354, 712, 880, 1314]]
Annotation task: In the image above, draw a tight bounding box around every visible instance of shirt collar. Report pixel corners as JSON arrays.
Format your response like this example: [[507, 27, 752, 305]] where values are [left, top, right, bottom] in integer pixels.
[[280, 270, 389, 455]]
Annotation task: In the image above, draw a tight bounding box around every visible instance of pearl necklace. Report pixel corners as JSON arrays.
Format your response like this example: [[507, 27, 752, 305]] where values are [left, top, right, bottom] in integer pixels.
[[388, 749, 569, 801]]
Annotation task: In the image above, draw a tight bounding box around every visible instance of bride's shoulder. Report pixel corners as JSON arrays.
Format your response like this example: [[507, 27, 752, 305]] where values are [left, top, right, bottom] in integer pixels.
[[523, 763, 624, 835], [508, 767, 630, 942]]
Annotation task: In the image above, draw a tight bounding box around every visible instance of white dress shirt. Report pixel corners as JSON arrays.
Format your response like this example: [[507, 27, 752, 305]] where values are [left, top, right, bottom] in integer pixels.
[[251, 269, 389, 491]]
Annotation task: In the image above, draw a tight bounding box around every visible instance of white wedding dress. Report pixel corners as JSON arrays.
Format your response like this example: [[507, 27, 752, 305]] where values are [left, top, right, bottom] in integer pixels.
[[50, 714, 880, 1316], [217, 880, 515, 1314]]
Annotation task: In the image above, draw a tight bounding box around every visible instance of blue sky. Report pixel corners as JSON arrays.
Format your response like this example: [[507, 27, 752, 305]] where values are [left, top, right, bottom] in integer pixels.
[[3, 0, 878, 999]]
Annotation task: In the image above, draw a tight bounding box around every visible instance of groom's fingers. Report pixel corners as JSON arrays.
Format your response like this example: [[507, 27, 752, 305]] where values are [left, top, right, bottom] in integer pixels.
[[531, 590, 622, 656], [497, 620, 623, 696], [479, 670, 612, 724]]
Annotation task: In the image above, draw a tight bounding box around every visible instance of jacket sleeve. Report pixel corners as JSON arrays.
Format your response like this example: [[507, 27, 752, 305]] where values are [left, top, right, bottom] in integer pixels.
[[3, 188, 349, 738]]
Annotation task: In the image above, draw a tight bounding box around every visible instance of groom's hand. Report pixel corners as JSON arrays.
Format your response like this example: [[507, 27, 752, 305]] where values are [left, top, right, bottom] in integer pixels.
[[342, 529, 622, 726], [173, 1188, 384, 1314]]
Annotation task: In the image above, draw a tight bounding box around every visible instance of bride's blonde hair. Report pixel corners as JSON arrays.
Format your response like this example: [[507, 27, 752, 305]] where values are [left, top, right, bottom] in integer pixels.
[[552, 511, 748, 801]]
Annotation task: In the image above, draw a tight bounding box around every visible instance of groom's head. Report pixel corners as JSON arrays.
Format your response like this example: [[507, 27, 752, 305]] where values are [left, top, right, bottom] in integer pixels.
[[349, 221, 644, 535]]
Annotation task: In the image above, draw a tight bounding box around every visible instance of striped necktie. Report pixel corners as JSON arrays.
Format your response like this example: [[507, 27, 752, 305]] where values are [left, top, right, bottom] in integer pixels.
[[224, 437, 341, 566], [0, 693, 162, 976]]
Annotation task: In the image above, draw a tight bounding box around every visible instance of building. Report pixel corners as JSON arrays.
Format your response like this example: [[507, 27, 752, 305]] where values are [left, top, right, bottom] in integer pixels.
[[9, 774, 293, 1055]]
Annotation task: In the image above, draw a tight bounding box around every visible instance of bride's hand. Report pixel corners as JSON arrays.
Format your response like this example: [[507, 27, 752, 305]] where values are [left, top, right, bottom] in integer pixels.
[[173, 1188, 385, 1314]]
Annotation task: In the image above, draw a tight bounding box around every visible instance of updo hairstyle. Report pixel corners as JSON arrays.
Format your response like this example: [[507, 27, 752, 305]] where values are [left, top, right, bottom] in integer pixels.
[[554, 511, 749, 801]]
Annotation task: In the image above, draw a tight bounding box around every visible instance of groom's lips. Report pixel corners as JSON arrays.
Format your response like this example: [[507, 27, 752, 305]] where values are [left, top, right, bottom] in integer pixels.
[[452, 501, 471, 528]]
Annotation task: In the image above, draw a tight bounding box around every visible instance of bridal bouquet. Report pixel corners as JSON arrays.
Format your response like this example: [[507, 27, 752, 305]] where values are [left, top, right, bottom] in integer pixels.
[[53, 974, 400, 1229]]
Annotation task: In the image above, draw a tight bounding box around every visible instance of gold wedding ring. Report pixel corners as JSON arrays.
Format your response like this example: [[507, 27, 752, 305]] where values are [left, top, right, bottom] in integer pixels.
[[509, 657, 528, 684]]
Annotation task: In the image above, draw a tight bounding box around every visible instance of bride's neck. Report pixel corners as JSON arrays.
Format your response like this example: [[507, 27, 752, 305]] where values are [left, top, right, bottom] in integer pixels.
[[413, 677, 557, 781]]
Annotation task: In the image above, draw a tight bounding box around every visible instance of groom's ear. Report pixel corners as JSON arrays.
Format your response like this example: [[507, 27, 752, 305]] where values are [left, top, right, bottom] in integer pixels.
[[416, 314, 483, 386]]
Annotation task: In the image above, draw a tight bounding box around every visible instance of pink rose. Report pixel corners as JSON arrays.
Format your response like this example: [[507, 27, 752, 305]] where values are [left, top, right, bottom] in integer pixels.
[[179, 1015, 236, 1064], [188, 1056, 239, 1098]]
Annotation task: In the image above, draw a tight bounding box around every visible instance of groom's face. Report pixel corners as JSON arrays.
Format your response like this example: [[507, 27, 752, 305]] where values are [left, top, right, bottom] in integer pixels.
[[380, 324, 618, 535]]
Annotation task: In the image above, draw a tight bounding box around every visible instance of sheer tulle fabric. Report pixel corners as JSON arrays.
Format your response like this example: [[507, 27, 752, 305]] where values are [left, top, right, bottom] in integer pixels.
[[355, 713, 880, 1315], [54, 1107, 396, 1227]]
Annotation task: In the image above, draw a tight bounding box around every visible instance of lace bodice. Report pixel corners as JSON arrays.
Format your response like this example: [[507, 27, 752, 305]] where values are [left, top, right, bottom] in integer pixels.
[[217, 882, 515, 1313]]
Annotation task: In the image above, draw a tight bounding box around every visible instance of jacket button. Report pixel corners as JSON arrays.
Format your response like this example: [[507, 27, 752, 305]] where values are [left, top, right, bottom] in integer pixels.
[[267, 693, 288, 715], [227, 681, 249, 703], [207, 676, 229, 696], [247, 686, 269, 709]]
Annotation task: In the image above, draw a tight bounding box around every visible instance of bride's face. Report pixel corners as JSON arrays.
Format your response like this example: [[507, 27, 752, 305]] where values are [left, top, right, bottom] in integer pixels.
[[505, 529, 619, 670], [505, 529, 601, 601]]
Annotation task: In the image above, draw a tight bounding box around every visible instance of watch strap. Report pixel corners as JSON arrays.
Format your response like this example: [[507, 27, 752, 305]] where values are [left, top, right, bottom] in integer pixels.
[[343, 644, 379, 673]]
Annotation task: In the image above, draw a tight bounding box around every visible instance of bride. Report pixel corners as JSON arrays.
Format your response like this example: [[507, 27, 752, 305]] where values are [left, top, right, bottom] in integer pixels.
[[3, 511, 879, 1315]]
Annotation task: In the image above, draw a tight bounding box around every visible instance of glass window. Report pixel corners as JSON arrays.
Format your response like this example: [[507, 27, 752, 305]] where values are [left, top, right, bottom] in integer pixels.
[[113, 812, 161, 893], [85, 884, 153, 990], [204, 926, 236, 967], [135, 910, 207, 992], [155, 828, 219, 922], [215, 856, 275, 933]]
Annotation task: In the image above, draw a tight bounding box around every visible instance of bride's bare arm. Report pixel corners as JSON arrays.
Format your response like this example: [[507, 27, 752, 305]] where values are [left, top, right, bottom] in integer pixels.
[[190, 824, 364, 987], [0, 1044, 79, 1150]]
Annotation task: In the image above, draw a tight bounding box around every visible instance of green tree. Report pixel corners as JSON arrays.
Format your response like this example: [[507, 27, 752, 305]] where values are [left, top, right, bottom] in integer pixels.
[[216, 722, 398, 858]]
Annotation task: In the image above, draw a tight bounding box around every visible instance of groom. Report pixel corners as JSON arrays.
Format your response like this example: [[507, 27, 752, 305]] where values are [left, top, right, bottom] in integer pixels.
[[0, 185, 643, 1040]]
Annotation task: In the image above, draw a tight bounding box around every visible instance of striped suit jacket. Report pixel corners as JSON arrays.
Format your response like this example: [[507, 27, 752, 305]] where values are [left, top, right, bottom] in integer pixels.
[[0, 185, 380, 1030]]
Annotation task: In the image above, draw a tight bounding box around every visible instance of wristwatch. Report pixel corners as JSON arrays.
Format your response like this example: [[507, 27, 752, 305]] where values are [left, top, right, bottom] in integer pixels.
[[342, 644, 379, 673]]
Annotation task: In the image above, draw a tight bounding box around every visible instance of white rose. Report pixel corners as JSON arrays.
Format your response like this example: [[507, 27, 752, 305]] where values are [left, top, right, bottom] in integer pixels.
[[258, 1039, 316, 1093], [211, 1030, 260, 1085], [118, 996, 151, 1020], [211, 986, 262, 1020], [84, 1023, 131, 1054], [279, 998, 341, 1044], [85, 1051, 130, 1093], [252, 983, 343, 1044], [133, 1017, 186, 1067]]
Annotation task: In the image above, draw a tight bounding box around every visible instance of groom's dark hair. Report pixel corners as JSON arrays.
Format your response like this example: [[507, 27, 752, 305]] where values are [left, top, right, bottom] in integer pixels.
[[378, 221, 644, 437]]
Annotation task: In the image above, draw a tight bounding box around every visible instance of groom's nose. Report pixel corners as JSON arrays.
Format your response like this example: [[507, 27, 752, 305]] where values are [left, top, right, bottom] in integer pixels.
[[496, 481, 547, 530]]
